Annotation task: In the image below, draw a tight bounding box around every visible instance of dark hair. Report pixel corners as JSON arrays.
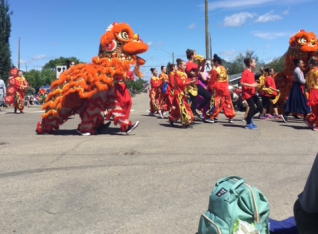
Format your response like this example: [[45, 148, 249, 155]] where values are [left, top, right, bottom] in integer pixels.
[[243, 58, 253, 67], [176, 58, 184, 67], [169, 63, 176, 71], [150, 68, 156, 73], [186, 49, 195, 60], [212, 54, 222, 65], [293, 58, 300, 66], [161, 66, 165, 71], [309, 56, 318, 67]]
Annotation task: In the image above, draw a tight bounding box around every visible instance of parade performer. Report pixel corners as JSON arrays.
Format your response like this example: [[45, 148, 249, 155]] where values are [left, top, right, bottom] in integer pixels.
[[166, 63, 177, 110], [275, 30, 318, 114], [185, 49, 211, 119], [206, 54, 235, 123], [304, 57, 318, 130], [240, 58, 262, 130], [258, 68, 281, 120], [36, 22, 148, 135], [158, 66, 170, 112], [38, 86, 48, 104], [149, 68, 164, 118], [281, 59, 310, 122], [10, 70, 29, 113], [169, 59, 195, 127]]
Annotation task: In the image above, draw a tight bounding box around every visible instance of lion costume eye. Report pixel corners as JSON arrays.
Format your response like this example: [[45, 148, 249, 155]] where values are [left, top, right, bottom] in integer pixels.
[[103, 40, 117, 52], [299, 37, 307, 44], [118, 31, 129, 40]]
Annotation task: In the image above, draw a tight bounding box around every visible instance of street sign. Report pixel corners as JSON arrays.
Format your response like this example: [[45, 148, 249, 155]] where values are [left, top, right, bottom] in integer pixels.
[[56, 66, 67, 79], [204, 60, 212, 73]]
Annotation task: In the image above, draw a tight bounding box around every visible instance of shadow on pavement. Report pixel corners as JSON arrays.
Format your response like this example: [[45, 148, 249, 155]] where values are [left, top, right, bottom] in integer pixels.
[[222, 124, 246, 128], [53, 127, 123, 136], [279, 124, 310, 130]]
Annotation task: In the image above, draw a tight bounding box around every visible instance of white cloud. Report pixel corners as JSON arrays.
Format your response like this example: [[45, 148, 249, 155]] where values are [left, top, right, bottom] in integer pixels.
[[204, 0, 314, 11], [147, 41, 153, 46], [218, 50, 240, 61], [223, 12, 254, 27], [251, 31, 291, 39], [283, 7, 290, 15], [264, 45, 270, 50], [32, 55, 47, 60], [255, 11, 282, 23], [188, 23, 196, 29]]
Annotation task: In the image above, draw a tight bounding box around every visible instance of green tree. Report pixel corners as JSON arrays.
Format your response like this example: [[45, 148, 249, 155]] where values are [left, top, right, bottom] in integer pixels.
[[24, 69, 42, 91], [41, 68, 55, 86], [126, 79, 146, 93], [0, 0, 12, 83], [227, 50, 264, 75], [267, 55, 285, 73], [43, 57, 83, 71]]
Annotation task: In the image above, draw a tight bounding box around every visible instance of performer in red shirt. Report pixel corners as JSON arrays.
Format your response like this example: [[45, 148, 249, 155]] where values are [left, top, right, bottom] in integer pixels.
[[240, 58, 262, 129], [169, 59, 195, 127], [158, 66, 170, 113], [206, 54, 235, 123], [185, 49, 211, 119], [149, 68, 163, 118], [259, 68, 281, 120]]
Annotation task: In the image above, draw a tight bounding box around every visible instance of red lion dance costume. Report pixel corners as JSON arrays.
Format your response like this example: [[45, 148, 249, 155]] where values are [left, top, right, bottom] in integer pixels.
[[275, 30, 318, 113], [36, 22, 148, 135], [4, 68, 29, 113]]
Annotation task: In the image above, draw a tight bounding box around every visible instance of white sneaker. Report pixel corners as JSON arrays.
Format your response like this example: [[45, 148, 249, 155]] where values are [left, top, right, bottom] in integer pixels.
[[77, 129, 91, 136], [158, 110, 164, 119], [229, 119, 233, 123], [126, 121, 140, 134], [204, 119, 214, 123]]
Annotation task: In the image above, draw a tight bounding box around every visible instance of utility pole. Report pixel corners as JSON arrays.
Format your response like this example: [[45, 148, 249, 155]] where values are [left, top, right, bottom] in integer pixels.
[[18, 37, 20, 69], [205, 0, 209, 60], [209, 33, 212, 59], [172, 52, 174, 63]]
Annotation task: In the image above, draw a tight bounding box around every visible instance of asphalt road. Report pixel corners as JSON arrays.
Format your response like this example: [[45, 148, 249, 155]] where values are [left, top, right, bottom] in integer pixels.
[[0, 93, 317, 234]]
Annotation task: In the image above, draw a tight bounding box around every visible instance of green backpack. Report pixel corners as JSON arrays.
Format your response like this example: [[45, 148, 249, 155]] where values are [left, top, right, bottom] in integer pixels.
[[197, 176, 270, 234]]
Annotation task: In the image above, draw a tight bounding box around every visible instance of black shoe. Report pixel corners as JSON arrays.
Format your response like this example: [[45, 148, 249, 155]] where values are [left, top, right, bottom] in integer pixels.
[[126, 121, 139, 134], [292, 114, 300, 119], [169, 119, 174, 126], [14, 108, 17, 113], [96, 121, 111, 134], [281, 114, 288, 123]]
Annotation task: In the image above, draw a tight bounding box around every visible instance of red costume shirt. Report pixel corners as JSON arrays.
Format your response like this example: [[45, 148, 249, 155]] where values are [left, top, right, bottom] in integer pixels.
[[265, 76, 277, 97], [185, 62, 199, 84], [240, 69, 255, 100], [150, 76, 162, 89]]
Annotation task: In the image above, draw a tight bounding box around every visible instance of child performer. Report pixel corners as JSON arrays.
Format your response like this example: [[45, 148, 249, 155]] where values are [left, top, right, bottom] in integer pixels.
[[259, 68, 281, 120], [206, 54, 235, 123], [240, 58, 262, 129], [169, 59, 196, 127], [149, 68, 164, 118]]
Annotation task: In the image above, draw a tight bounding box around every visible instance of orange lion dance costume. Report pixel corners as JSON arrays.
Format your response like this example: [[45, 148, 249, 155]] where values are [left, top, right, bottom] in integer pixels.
[[275, 30, 318, 113], [36, 22, 148, 135]]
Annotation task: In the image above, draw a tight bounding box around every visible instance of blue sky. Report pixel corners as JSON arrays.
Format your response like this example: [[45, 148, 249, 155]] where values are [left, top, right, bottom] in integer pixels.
[[8, 0, 318, 80]]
